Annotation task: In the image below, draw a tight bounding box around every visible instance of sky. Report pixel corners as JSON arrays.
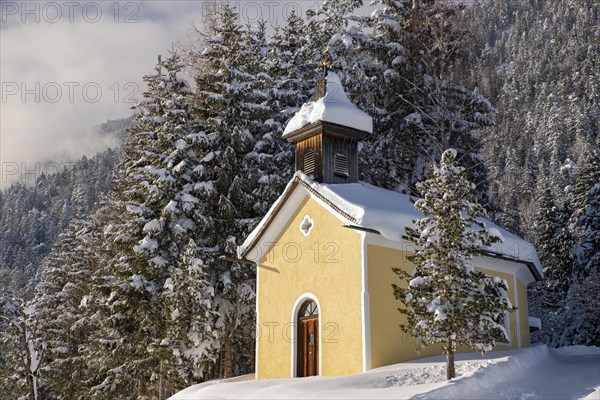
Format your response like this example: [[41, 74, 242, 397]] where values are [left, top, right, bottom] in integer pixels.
[[0, 0, 324, 188]]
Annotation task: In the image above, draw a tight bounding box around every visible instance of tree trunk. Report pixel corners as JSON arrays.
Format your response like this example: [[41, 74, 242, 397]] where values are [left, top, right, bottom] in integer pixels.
[[214, 350, 222, 379], [25, 373, 35, 400], [138, 377, 147, 399], [32, 376, 38, 400], [224, 334, 233, 378], [20, 321, 37, 400], [445, 340, 456, 380]]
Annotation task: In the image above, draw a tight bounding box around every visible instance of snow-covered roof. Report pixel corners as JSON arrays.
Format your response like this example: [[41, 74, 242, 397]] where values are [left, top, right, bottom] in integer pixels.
[[239, 172, 542, 279], [283, 72, 373, 137], [528, 316, 542, 331]]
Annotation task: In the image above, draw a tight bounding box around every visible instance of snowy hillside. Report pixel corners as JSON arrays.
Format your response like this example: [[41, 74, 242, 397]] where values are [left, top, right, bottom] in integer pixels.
[[171, 345, 600, 400], [2, 0, 598, 397]]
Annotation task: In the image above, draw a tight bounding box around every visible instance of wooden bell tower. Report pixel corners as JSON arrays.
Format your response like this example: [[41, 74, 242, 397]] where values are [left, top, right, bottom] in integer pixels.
[[282, 69, 372, 184]]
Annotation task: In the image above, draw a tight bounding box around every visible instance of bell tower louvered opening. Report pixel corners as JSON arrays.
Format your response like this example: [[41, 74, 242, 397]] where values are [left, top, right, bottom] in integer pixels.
[[304, 149, 316, 175], [333, 152, 349, 178]]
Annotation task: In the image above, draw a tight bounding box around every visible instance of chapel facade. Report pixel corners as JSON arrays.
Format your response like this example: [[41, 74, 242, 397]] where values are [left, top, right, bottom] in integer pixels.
[[238, 72, 542, 378]]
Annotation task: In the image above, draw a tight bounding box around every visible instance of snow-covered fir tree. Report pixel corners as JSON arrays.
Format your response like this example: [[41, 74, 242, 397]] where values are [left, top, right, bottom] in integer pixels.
[[162, 238, 215, 388], [393, 149, 513, 380], [557, 269, 600, 347], [29, 217, 97, 399], [357, 0, 495, 205], [534, 185, 574, 292], [570, 150, 600, 279], [555, 149, 600, 347], [239, 18, 295, 211], [528, 183, 575, 346], [262, 10, 312, 183], [0, 295, 45, 400], [304, 0, 366, 76], [265, 10, 314, 124], [84, 51, 198, 398], [186, 3, 275, 378]]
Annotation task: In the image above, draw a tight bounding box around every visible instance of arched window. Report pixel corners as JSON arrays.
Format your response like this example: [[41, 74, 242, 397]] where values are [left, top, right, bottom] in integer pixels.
[[299, 300, 319, 318], [333, 152, 348, 177], [304, 149, 316, 174]]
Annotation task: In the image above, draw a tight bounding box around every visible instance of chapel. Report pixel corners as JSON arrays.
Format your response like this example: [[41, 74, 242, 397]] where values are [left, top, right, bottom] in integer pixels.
[[238, 71, 543, 379]]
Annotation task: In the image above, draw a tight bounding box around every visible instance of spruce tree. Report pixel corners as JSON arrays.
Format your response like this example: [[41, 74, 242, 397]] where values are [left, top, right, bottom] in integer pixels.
[[571, 149, 600, 279], [0, 295, 45, 400], [162, 239, 215, 387], [265, 9, 314, 123], [85, 51, 197, 398], [554, 149, 600, 347], [262, 10, 311, 187], [534, 185, 574, 292], [528, 183, 575, 346], [393, 149, 513, 380], [187, 3, 269, 378], [359, 0, 495, 204], [558, 269, 600, 347], [30, 217, 96, 399]]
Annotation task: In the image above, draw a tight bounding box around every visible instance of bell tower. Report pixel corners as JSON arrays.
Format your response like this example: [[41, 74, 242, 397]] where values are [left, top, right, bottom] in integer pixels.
[[282, 71, 372, 184]]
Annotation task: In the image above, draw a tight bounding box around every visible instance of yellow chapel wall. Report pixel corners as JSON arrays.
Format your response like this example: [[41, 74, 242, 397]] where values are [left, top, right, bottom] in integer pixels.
[[256, 197, 364, 378], [367, 244, 444, 368], [367, 244, 526, 369]]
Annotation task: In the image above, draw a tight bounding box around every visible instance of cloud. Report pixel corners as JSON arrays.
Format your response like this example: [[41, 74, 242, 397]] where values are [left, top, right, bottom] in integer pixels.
[[0, 1, 203, 187], [0, 0, 332, 187]]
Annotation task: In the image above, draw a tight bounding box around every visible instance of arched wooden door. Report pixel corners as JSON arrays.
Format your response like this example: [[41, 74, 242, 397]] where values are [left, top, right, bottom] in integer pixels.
[[297, 300, 319, 377]]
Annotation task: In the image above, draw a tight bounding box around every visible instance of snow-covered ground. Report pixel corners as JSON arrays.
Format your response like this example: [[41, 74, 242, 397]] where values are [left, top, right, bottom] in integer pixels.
[[170, 345, 600, 400]]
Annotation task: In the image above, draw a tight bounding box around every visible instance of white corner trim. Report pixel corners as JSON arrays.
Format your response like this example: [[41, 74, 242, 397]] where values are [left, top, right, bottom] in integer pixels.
[[255, 262, 260, 378], [360, 232, 371, 372], [513, 273, 521, 348], [290, 293, 322, 378]]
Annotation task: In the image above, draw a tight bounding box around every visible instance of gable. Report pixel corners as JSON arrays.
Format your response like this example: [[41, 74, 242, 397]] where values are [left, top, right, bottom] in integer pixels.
[[261, 196, 362, 267], [241, 181, 355, 265]]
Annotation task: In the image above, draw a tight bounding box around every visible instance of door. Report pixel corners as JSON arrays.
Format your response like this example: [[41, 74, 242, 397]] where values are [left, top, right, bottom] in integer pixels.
[[297, 300, 319, 377]]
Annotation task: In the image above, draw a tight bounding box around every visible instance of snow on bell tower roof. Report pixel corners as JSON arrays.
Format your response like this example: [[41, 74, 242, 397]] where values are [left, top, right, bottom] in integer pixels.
[[283, 71, 373, 138]]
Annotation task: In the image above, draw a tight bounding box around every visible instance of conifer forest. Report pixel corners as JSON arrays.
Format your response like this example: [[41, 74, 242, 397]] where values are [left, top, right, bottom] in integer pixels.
[[0, 1, 598, 398]]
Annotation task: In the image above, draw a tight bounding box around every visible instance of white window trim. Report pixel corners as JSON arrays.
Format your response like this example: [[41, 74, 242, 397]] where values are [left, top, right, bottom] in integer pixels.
[[514, 273, 521, 348], [361, 231, 371, 371]]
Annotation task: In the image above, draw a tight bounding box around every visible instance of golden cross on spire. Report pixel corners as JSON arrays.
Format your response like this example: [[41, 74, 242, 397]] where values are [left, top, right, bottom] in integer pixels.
[[322, 47, 331, 75]]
